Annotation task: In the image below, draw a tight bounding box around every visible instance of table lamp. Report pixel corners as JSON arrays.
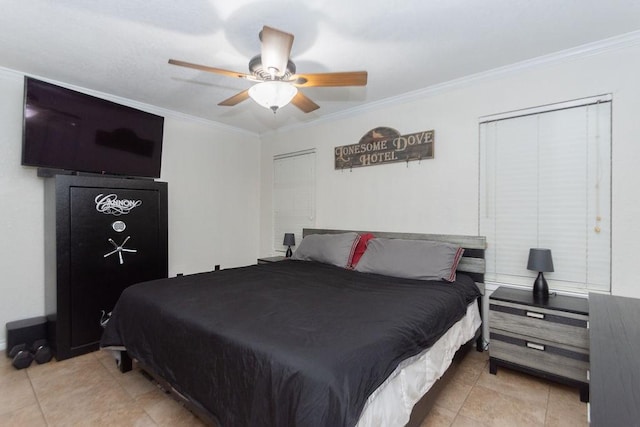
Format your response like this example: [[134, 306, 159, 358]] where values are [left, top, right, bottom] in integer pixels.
[[283, 233, 295, 258], [527, 248, 554, 300]]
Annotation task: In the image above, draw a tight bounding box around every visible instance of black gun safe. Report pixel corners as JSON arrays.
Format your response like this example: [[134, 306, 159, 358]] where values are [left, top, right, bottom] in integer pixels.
[[44, 175, 168, 360]]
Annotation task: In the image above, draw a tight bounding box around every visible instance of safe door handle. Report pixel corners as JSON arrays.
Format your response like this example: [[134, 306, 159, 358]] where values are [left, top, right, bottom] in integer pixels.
[[526, 342, 545, 351], [526, 311, 545, 319]]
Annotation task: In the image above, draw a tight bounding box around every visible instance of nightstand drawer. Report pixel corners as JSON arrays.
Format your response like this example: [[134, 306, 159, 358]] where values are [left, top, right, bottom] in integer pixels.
[[257, 256, 287, 264], [490, 330, 589, 382], [490, 301, 588, 348]]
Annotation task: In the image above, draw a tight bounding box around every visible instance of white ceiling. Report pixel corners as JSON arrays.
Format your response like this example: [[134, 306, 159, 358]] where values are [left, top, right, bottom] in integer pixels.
[[2, 1, 640, 135]]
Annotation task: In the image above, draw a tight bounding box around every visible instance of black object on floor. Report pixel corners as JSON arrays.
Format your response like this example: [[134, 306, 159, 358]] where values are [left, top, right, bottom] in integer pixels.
[[12, 348, 34, 370]]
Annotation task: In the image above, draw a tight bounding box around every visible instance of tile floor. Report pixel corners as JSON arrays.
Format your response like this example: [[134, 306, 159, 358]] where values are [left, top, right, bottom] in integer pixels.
[[0, 348, 587, 426]]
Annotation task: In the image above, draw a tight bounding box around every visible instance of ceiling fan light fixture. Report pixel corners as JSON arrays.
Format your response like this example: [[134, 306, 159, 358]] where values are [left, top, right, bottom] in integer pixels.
[[248, 81, 298, 112]]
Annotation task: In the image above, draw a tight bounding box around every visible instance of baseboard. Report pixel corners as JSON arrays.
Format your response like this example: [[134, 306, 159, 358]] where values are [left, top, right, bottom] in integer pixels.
[[0, 339, 6, 352]]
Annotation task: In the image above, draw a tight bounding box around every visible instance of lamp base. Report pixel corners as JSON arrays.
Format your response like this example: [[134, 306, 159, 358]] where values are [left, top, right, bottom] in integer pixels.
[[285, 247, 292, 258], [533, 272, 549, 300]]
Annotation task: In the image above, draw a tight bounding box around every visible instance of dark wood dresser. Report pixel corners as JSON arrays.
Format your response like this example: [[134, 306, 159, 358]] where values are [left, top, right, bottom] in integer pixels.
[[588, 293, 640, 426]]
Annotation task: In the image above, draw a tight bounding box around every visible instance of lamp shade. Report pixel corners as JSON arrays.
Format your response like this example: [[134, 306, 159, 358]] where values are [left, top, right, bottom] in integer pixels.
[[248, 81, 298, 112], [283, 233, 295, 247], [527, 248, 554, 272]]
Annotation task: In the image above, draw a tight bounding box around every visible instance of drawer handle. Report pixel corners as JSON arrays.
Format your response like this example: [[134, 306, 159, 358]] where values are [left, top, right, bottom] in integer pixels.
[[526, 311, 545, 319], [526, 342, 545, 351]]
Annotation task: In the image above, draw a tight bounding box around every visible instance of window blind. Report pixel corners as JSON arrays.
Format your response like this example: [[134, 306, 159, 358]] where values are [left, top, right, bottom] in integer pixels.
[[273, 150, 316, 254], [479, 99, 611, 293]]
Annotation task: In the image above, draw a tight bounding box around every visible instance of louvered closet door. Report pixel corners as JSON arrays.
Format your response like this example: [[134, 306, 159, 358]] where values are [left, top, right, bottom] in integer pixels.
[[68, 186, 164, 349], [273, 150, 316, 254]]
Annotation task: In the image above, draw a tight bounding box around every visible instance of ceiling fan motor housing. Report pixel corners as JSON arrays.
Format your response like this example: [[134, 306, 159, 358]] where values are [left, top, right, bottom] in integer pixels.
[[249, 55, 296, 80]]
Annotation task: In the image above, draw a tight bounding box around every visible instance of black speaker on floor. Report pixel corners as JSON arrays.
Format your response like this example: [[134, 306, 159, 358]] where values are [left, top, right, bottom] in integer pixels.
[[6, 316, 48, 358]]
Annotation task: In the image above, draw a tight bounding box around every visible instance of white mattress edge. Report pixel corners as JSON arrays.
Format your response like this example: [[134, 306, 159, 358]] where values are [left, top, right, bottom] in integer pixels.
[[355, 302, 482, 427]]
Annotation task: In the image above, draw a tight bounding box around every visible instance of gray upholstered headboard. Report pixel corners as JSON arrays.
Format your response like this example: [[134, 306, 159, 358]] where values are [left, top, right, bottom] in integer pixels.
[[302, 228, 486, 293]]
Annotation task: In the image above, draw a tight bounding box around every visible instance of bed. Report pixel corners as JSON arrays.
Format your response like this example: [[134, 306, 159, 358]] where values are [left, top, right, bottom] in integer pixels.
[[100, 229, 486, 426]]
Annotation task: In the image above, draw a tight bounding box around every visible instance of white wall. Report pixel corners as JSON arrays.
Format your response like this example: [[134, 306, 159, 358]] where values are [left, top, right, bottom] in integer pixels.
[[259, 41, 640, 299], [161, 116, 261, 275], [0, 68, 261, 349], [0, 71, 46, 351]]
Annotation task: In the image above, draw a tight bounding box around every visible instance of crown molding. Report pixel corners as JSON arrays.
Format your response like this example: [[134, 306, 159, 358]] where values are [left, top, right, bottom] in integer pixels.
[[266, 30, 640, 137]]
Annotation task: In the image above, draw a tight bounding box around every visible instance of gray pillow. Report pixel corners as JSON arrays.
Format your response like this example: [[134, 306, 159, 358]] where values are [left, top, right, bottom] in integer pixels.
[[354, 238, 464, 282], [292, 232, 360, 268]]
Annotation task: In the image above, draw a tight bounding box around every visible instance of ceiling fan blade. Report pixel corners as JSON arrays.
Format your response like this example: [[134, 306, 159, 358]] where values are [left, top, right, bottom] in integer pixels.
[[218, 90, 250, 107], [260, 26, 294, 78], [169, 59, 252, 80], [293, 71, 368, 88], [291, 91, 320, 113]]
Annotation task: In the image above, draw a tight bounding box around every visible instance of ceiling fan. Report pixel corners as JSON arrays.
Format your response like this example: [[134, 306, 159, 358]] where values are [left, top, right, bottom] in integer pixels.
[[168, 26, 368, 113]]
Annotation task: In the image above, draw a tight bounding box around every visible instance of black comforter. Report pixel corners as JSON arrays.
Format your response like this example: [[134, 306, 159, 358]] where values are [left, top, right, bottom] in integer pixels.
[[101, 260, 480, 427]]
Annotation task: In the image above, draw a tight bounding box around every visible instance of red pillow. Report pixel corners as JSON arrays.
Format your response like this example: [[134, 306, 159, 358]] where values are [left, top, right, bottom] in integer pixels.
[[349, 233, 375, 269]]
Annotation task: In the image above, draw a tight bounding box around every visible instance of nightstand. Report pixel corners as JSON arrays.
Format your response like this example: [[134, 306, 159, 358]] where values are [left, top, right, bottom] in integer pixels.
[[257, 256, 287, 264], [489, 286, 589, 402]]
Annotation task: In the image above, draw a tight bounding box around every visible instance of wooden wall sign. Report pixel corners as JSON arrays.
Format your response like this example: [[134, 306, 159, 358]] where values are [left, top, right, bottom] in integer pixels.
[[334, 127, 434, 169]]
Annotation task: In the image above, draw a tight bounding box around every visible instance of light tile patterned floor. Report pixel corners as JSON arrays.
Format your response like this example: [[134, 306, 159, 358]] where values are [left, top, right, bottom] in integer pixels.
[[421, 350, 588, 427], [0, 349, 587, 426]]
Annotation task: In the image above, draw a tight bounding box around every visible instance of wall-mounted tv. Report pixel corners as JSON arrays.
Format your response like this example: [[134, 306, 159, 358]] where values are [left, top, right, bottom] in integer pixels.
[[22, 77, 164, 179]]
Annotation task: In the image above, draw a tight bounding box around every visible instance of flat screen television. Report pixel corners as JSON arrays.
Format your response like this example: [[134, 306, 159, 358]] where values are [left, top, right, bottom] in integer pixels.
[[22, 77, 164, 178]]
